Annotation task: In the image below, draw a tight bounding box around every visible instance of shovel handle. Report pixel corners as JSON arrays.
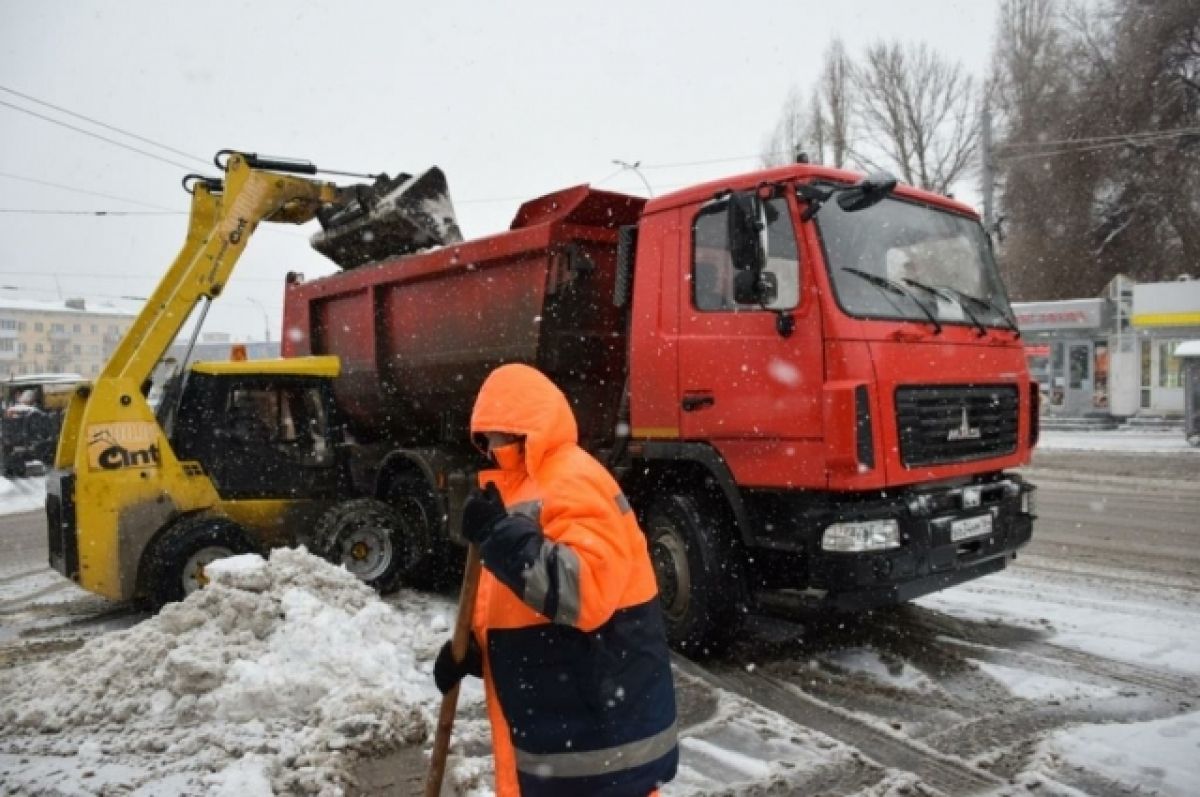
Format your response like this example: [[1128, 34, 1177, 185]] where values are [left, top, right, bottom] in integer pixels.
[[424, 545, 483, 797]]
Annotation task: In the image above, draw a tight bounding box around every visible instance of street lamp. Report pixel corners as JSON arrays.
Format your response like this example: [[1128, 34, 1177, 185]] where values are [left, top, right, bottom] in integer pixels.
[[244, 297, 271, 343], [611, 159, 654, 197]]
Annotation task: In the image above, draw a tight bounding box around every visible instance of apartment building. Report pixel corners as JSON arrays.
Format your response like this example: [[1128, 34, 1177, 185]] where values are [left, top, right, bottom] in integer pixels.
[[0, 297, 136, 379]]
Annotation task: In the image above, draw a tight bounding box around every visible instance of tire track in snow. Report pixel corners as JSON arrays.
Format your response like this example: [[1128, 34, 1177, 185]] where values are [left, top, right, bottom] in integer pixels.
[[673, 654, 1005, 795]]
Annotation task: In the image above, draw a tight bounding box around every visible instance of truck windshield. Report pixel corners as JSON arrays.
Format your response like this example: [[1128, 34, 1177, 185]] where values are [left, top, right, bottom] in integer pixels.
[[816, 194, 1014, 329]]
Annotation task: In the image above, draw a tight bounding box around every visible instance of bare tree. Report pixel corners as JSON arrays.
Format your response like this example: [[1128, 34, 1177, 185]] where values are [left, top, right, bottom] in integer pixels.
[[990, 0, 1200, 300], [812, 39, 854, 167], [852, 41, 980, 194], [760, 87, 808, 167], [762, 40, 854, 168]]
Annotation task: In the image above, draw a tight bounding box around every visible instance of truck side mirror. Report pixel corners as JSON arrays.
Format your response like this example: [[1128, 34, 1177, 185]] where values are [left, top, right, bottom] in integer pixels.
[[727, 191, 766, 273], [733, 270, 779, 306]]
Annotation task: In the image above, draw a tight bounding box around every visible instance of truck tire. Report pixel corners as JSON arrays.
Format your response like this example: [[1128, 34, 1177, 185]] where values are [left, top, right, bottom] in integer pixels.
[[384, 473, 453, 589], [314, 498, 407, 594], [643, 493, 744, 656], [141, 516, 256, 609]]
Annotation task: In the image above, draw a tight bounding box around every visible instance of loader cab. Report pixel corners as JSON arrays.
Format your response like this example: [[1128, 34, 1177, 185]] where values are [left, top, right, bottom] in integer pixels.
[[168, 357, 347, 500]]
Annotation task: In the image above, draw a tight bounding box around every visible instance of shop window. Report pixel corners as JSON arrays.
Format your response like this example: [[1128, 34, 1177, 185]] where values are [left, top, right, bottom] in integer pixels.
[[1140, 338, 1152, 408], [1049, 342, 1065, 406], [1158, 340, 1182, 388]]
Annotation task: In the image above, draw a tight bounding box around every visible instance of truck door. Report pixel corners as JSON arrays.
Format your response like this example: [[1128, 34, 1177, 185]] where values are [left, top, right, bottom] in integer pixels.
[[677, 193, 823, 480]]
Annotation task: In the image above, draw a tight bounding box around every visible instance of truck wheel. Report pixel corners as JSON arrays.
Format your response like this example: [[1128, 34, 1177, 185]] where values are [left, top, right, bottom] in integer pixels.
[[314, 498, 407, 594], [142, 516, 256, 609], [643, 493, 743, 656], [385, 473, 451, 589]]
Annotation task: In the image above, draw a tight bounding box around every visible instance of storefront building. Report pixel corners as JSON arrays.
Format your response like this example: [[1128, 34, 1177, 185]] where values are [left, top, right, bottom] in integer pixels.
[[1013, 276, 1200, 419], [1132, 279, 1200, 416]]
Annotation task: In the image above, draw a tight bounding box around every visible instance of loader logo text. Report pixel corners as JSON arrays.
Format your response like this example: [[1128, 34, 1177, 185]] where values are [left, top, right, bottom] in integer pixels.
[[87, 422, 162, 471]]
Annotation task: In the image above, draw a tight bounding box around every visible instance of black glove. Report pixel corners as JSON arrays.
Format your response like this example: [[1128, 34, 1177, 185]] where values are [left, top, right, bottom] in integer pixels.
[[433, 635, 483, 695], [461, 482, 507, 545]]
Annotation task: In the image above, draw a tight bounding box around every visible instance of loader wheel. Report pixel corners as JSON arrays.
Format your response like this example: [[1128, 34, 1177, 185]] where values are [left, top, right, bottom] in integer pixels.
[[385, 473, 453, 589], [643, 493, 744, 657], [142, 516, 256, 610], [314, 498, 407, 594]]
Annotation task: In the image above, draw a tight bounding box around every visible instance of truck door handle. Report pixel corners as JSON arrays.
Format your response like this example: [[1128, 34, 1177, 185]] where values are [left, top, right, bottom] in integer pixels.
[[682, 393, 715, 412]]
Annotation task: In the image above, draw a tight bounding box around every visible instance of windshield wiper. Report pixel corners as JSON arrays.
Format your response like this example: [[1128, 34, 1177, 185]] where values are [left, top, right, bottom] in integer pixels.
[[901, 278, 987, 337], [904, 279, 1022, 338], [842, 268, 942, 334]]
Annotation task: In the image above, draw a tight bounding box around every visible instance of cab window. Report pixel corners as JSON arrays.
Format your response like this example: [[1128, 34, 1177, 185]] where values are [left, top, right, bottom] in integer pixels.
[[691, 195, 800, 311]]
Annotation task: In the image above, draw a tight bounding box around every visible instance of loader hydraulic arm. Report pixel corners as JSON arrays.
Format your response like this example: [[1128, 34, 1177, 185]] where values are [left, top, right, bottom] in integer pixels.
[[100, 152, 343, 388]]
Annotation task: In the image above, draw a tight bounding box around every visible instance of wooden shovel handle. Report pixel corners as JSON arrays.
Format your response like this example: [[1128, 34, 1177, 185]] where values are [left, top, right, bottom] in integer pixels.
[[424, 544, 483, 797]]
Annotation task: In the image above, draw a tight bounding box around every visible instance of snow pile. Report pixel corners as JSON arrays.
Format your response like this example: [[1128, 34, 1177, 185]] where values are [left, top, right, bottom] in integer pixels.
[[0, 547, 449, 795], [1028, 710, 1200, 797], [0, 475, 47, 518]]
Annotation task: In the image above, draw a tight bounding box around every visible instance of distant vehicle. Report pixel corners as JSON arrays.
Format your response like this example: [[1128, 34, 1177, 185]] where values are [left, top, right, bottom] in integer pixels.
[[1, 373, 85, 478]]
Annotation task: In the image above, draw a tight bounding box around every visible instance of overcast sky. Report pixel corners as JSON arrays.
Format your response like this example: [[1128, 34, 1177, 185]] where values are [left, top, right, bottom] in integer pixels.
[[1, 0, 998, 342]]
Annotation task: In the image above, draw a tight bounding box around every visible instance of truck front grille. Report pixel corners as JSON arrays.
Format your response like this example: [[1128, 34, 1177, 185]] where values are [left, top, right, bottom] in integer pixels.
[[895, 385, 1019, 467]]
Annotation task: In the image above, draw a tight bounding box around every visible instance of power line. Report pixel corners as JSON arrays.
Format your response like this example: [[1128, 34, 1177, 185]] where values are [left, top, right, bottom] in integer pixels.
[[996, 134, 1191, 164], [0, 171, 181, 211], [0, 269, 297, 284], [998, 125, 1200, 152], [0, 85, 209, 167], [0, 98, 197, 171], [0, 209, 184, 215]]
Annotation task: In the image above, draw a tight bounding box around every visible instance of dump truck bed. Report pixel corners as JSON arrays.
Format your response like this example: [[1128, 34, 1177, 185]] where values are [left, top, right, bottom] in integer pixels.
[[282, 185, 646, 451]]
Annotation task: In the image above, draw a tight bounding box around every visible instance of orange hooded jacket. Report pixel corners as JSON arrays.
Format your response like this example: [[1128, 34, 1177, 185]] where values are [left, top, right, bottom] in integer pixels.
[[469, 364, 677, 796]]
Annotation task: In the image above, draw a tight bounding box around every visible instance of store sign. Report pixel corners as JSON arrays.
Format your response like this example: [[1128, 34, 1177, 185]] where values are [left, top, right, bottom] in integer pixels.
[[1013, 300, 1104, 331]]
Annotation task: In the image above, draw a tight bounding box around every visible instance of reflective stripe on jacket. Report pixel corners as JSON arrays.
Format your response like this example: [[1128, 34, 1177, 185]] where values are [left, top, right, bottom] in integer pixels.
[[470, 364, 678, 796]]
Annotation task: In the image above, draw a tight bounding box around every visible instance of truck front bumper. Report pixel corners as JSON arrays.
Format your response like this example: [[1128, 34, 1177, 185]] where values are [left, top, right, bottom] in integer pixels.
[[749, 474, 1035, 612]]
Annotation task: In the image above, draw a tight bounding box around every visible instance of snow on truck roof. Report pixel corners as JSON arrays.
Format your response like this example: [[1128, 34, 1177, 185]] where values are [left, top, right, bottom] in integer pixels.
[[644, 163, 979, 219]]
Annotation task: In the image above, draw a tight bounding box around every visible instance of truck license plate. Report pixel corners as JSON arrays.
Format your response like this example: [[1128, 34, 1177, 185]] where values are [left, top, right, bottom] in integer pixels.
[[950, 514, 992, 542]]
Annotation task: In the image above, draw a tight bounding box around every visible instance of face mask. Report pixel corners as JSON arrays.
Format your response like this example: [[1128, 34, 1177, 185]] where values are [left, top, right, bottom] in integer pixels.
[[489, 441, 524, 471]]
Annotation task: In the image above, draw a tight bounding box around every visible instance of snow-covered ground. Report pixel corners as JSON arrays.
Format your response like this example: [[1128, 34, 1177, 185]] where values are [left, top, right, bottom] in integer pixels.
[[2, 547, 1197, 795], [1037, 429, 1199, 454], [0, 475, 46, 517], [1, 438, 1197, 796], [0, 550, 886, 796], [917, 569, 1200, 795]]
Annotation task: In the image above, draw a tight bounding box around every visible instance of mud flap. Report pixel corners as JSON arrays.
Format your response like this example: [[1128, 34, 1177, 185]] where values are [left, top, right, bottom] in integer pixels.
[[310, 167, 464, 269]]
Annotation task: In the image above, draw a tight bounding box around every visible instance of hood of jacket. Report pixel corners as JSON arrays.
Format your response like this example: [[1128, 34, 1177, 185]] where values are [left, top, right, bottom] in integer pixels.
[[470, 363, 578, 474]]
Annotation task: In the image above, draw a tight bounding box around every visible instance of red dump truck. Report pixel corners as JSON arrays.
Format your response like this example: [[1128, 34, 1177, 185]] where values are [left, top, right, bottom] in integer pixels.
[[281, 163, 1037, 651]]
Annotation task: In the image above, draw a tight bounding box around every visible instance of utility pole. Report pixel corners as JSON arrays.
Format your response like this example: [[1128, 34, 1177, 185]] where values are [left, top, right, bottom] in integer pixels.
[[981, 104, 995, 236], [612, 159, 654, 197], [245, 297, 271, 343]]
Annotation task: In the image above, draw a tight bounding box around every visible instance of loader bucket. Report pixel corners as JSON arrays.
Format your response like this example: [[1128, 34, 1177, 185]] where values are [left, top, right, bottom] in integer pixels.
[[311, 167, 464, 269]]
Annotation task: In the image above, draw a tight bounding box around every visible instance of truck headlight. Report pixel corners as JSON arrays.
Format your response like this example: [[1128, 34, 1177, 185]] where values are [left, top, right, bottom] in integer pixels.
[[822, 520, 901, 552], [1021, 489, 1036, 515]]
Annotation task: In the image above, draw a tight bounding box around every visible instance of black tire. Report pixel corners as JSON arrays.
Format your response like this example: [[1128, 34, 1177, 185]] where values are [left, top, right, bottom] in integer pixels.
[[384, 472, 455, 589], [642, 493, 745, 657], [141, 515, 256, 610], [314, 498, 407, 594]]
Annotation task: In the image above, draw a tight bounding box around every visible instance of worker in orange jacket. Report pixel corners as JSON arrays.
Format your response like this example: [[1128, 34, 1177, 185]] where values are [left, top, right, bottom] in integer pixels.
[[434, 363, 678, 796]]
